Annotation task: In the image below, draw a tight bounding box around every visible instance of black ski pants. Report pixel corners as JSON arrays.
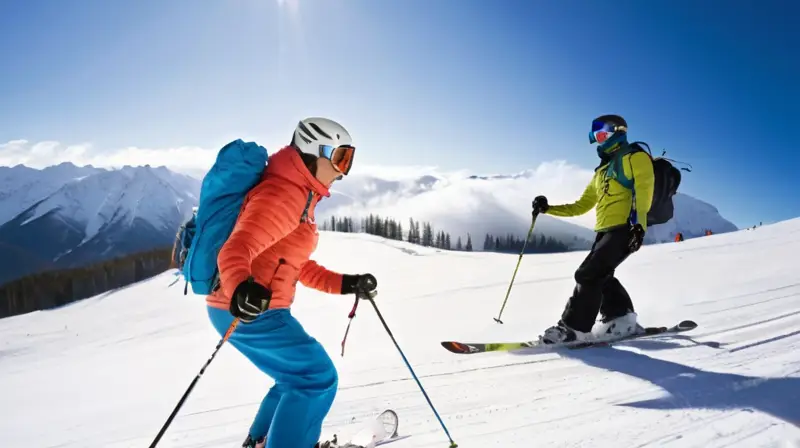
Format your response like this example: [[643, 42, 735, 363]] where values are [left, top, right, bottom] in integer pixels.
[[560, 225, 635, 333]]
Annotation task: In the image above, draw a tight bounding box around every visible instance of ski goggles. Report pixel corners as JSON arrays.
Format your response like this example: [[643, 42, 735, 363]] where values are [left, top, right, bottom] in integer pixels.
[[589, 119, 627, 144], [319, 144, 355, 175]]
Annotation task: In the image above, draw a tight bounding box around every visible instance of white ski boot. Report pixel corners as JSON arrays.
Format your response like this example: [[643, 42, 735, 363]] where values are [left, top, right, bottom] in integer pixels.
[[593, 312, 640, 340], [316, 409, 400, 448]]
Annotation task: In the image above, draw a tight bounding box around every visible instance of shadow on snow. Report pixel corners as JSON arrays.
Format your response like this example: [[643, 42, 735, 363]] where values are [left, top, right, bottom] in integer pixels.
[[520, 341, 800, 427]]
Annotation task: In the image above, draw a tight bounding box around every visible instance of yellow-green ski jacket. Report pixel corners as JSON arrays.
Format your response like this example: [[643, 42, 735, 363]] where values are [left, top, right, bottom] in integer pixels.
[[546, 150, 655, 232]]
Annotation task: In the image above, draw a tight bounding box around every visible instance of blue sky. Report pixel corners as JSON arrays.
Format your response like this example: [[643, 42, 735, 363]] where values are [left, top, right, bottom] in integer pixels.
[[1, 0, 797, 228]]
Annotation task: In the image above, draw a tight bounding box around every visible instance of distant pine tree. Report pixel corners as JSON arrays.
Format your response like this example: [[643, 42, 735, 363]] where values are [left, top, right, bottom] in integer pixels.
[[321, 214, 571, 254]]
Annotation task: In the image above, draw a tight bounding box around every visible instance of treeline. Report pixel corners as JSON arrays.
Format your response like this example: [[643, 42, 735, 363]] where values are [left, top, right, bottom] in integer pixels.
[[321, 215, 474, 250], [321, 214, 570, 254], [0, 247, 174, 319], [482, 232, 569, 254]]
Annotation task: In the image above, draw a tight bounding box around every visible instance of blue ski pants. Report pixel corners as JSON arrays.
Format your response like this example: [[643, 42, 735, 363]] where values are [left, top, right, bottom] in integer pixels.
[[208, 306, 338, 448]]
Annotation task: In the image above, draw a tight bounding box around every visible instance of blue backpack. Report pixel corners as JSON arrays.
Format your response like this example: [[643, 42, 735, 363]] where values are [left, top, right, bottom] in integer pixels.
[[181, 139, 269, 295]]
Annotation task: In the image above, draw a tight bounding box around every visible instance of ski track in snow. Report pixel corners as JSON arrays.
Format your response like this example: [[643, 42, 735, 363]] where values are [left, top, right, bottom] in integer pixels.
[[1, 220, 800, 447]]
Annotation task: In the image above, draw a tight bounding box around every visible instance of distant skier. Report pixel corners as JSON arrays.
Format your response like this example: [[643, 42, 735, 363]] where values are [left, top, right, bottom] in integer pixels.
[[531, 114, 654, 344], [675, 232, 684, 242], [206, 117, 378, 448], [179, 207, 198, 265]]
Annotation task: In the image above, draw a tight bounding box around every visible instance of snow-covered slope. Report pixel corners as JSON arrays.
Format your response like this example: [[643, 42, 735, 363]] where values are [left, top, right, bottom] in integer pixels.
[[0, 162, 103, 225], [316, 168, 737, 250], [1, 217, 798, 447], [0, 165, 200, 284]]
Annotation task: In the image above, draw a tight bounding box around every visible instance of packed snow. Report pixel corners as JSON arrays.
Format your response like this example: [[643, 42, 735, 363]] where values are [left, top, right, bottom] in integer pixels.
[[1, 217, 798, 447]]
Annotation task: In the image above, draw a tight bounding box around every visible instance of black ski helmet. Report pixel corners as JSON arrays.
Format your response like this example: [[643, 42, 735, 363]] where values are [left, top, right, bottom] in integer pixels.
[[592, 114, 627, 131]]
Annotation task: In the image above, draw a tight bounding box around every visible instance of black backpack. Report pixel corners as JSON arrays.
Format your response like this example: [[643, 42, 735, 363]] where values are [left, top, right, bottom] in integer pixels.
[[608, 141, 690, 226]]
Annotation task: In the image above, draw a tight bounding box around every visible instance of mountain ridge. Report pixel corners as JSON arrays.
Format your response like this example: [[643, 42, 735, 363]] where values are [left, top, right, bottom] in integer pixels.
[[0, 163, 200, 285]]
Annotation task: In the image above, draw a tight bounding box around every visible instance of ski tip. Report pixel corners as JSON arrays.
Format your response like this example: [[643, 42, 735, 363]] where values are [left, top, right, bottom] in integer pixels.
[[441, 341, 471, 354]]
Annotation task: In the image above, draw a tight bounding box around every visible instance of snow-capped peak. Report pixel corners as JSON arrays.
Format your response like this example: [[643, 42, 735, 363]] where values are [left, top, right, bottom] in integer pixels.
[[0, 164, 201, 285], [17, 165, 200, 246], [0, 162, 104, 225]]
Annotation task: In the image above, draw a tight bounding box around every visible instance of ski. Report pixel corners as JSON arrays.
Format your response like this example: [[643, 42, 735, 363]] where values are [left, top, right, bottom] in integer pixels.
[[167, 270, 182, 288], [318, 409, 406, 448], [441, 320, 698, 354]]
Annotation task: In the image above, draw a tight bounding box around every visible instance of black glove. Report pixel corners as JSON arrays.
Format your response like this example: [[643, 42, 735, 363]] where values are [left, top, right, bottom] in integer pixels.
[[341, 273, 378, 295], [230, 277, 272, 323], [532, 195, 549, 214], [629, 223, 645, 252]]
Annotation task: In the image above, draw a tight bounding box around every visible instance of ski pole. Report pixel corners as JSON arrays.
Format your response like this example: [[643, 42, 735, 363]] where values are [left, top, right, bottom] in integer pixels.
[[360, 290, 458, 448], [493, 211, 538, 324], [340, 295, 360, 356], [149, 317, 240, 448]]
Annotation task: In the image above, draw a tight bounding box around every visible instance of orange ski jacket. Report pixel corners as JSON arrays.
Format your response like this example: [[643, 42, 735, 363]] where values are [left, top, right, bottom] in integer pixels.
[[206, 145, 343, 311]]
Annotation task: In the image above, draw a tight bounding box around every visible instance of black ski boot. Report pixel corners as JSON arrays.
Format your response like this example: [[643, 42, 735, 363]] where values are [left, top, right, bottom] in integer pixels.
[[315, 434, 339, 448], [241, 434, 265, 448], [539, 320, 592, 344]]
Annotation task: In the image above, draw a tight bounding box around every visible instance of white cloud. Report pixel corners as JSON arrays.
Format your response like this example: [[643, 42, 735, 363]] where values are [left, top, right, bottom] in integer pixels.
[[276, 0, 301, 15]]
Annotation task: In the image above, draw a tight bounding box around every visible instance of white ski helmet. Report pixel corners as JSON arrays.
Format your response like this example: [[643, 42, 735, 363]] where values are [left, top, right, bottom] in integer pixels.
[[292, 117, 355, 175]]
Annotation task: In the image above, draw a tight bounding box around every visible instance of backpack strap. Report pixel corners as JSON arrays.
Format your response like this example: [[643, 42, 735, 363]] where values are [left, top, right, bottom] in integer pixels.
[[616, 141, 652, 226], [606, 141, 648, 190]]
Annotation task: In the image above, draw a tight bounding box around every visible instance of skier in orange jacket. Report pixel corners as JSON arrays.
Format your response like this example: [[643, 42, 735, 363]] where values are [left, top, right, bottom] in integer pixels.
[[207, 117, 377, 448]]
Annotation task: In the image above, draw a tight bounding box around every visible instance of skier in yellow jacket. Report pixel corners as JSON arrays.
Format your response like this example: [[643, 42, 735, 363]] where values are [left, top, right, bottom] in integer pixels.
[[532, 114, 654, 344]]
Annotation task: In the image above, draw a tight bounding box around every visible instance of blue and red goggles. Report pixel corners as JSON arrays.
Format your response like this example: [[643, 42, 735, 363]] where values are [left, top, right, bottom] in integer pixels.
[[589, 120, 626, 144], [319, 144, 355, 175]]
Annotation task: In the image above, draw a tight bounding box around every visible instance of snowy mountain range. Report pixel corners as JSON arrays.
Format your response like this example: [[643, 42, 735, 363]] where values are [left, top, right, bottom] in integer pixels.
[[0, 161, 737, 285], [0, 162, 105, 225], [0, 163, 200, 285]]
